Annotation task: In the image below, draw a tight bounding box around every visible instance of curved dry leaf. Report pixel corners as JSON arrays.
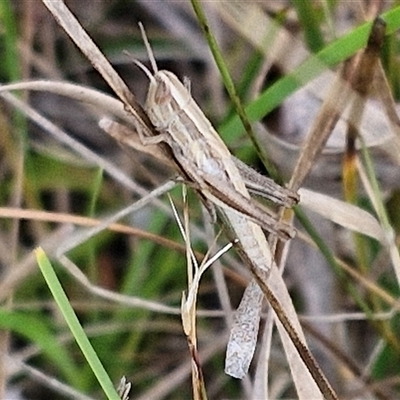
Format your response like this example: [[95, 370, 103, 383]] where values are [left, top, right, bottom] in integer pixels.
[[0, 81, 128, 122], [299, 187, 386, 243], [268, 264, 324, 399]]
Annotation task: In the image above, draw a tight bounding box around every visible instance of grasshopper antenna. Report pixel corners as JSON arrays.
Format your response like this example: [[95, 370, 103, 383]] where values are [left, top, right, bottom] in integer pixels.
[[138, 22, 158, 74], [126, 22, 158, 82], [123, 22, 158, 83], [125, 51, 154, 82]]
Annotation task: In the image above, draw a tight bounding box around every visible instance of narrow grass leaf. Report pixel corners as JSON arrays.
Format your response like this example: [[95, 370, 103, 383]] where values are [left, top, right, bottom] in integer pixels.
[[35, 247, 120, 400]]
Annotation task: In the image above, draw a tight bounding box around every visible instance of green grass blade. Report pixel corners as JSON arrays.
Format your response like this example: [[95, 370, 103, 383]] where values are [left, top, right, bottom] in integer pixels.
[[35, 247, 121, 400]]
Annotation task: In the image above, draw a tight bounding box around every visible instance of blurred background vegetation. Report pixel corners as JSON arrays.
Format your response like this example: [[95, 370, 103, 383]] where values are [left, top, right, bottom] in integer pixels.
[[1, 1, 400, 399]]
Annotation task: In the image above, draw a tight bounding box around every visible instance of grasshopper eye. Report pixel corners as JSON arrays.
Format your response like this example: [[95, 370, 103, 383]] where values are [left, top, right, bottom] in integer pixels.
[[153, 77, 170, 104]]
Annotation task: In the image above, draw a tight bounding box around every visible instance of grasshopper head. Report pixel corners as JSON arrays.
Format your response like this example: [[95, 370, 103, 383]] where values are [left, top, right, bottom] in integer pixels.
[[145, 70, 190, 130]]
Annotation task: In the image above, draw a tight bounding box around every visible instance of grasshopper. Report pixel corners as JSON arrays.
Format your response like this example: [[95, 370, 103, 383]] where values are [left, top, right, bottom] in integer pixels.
[[133, 23, 299, 378], [135, 24, 298, 237]]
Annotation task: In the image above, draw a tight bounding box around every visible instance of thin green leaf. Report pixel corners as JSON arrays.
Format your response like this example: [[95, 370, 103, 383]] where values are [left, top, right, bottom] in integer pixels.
[[35, 247, 120, 400]]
